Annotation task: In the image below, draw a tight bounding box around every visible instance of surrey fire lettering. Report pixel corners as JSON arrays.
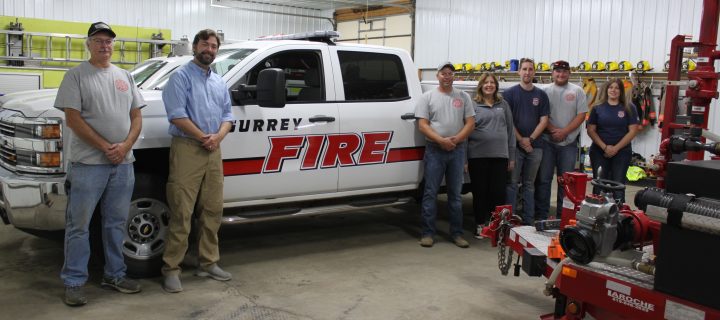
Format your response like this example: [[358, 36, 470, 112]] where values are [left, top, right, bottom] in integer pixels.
[[230, 118, 303, 132], [265, 132, 393, 173]]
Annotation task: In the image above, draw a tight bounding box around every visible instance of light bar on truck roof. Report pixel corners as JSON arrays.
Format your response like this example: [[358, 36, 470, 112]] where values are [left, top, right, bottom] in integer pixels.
[[256, 31, 340, 42]]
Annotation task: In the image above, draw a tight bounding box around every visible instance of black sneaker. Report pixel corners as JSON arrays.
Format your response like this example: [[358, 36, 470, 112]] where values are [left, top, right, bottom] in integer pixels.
[[101, 276, 142, 294], [64, 286, 87, 306], [474, 225, 483, 239]]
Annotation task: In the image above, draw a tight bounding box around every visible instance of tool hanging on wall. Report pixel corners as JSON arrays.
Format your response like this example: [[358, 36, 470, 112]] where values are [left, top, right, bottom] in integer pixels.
[[632, 81, 658, 129], [657, 85, 666, 127], [583, 77, 598, 119], [623, 78, 634, 100]]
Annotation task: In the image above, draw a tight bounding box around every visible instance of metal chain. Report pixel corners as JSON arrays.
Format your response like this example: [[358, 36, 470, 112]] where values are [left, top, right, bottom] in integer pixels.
[[497, 224, 514, 275]]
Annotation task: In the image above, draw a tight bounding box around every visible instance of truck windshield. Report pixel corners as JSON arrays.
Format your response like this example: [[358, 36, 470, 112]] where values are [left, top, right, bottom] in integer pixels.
[[130, 60, 168, 87], [149, 48, 256, 90]]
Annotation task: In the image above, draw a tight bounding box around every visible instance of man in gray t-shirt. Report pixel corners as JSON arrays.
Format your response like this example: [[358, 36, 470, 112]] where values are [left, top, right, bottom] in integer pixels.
[[414, 62, 475, 248], [54, 22, 144, 306], [535, 60, 588, 220]]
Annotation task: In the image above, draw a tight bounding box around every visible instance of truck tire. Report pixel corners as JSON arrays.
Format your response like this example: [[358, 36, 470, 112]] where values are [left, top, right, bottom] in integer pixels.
[[123, 173, 170, 278]]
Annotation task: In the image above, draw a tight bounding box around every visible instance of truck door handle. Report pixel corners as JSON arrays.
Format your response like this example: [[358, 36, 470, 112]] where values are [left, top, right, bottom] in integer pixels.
[[400, 113, 416, 120], [309, 115, 336, 122]]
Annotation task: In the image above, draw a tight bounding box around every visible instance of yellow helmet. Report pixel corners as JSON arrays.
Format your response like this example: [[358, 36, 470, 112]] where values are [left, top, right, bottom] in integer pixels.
[[619, 61, 635, 71], [606, 61, 619, 71], [490, 61, 504, 70], [505, 60, 511, 69], [536, 62, 550, 71], [462, 63, 473, 72], [636, 60, 652, 72], [474, 64, 484, 72], [482, 62, 492, 71], [578, 61, 592, 71], [453, 64, 463, 72], [683, 59, 697, 71], [591, 61, 606, 71]]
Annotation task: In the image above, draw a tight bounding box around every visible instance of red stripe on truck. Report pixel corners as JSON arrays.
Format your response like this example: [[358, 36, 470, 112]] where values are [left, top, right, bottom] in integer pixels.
[[222, 146, 424, 176], [386, 147, 425, 163], [223, 157, 265, 176]]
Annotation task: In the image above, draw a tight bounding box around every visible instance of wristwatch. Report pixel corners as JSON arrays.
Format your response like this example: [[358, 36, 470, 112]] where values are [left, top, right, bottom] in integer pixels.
[[528, 136, 535, 142]]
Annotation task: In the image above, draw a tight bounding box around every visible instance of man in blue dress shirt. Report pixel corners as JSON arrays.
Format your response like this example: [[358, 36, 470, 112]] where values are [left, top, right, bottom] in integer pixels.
[[160, 29, 234, 293]]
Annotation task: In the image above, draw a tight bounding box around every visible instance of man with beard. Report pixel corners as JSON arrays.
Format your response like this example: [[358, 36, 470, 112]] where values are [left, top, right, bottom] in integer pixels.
[[161, 29, 233, 293], [535, 60, 587, 221], [56, 21, 144, 306], [414, 62, 475, 248], [503, 58, 549, 225]]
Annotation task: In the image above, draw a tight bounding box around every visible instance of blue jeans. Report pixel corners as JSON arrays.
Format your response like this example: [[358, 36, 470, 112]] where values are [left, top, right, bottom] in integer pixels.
[[535, 142, 578, 220], [506, 147, 543, 224], [420, 143, 465, 238], [61, 163, 135, 287], [589, 145, 632, 203]]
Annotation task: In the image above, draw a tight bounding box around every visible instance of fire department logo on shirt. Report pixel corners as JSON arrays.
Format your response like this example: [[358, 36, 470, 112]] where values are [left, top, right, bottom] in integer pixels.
[[618, 110, 625, 118], [532, 97, 540, 106], [565, 93, 576, 102], [452, 98, 464, 108], [115, 79, 129, 92]]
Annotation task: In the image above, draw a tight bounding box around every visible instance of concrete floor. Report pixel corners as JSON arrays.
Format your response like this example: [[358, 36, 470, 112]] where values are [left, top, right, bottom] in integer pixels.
[[0, 181, 645, 320]]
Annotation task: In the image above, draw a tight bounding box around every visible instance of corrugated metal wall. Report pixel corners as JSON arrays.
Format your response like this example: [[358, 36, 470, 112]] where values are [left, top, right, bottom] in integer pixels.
[[415, 0, 704, 71], [416, 0, 720, 160], [0, 0, 333, 41]]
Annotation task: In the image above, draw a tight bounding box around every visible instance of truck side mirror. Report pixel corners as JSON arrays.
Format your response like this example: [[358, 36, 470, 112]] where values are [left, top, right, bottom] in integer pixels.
[[257, 68, 286, 108]]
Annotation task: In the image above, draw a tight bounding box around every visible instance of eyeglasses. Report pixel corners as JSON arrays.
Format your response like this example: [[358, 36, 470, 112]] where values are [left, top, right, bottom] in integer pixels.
[[92, 38, 115, 46]]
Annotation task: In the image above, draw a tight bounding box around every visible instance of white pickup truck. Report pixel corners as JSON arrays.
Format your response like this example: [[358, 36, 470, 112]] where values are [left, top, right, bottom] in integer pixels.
[[0, 31, 427, 277]]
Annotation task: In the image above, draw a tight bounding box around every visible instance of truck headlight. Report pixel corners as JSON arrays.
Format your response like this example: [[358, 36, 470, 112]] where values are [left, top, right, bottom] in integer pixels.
[[35, 124, 61, 139], [34, 152, 61, 167]]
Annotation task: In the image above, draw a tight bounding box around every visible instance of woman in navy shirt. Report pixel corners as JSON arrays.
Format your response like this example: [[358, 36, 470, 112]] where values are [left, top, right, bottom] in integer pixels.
[[586, 78, 640, 202]]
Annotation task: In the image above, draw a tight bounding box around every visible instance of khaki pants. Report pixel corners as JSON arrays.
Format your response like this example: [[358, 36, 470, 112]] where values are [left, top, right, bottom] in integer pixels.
[[162, 136, 224, 275]]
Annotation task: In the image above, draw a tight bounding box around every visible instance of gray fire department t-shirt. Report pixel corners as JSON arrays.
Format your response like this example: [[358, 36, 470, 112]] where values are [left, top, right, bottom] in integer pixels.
[[414, 87, 475, 140], [55, 61, 145, 164], [543, 82, 588, 146]]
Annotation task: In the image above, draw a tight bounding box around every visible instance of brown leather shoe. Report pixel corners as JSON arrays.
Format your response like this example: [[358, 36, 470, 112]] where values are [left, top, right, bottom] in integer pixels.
[[419, 236, 434, 247], [453, 236, 470, 248]]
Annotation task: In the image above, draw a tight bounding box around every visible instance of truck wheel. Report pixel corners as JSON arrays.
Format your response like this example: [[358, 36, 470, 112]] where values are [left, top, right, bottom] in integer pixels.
[[123, 175, 169, 278]]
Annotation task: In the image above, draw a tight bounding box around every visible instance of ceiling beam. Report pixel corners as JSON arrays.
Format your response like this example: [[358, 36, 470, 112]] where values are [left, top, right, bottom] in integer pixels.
[[334, 0, 412, 22]]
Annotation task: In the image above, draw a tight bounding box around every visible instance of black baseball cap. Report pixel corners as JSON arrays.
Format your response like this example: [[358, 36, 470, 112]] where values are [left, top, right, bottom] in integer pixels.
[[552, 60, 570, 71], [437, 61, 455, 72], [88, 22, 116, 38]]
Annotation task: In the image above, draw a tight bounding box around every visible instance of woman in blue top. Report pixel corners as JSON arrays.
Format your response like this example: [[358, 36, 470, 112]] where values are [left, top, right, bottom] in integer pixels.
[[467, 73, 516, 238], [586, 78, 640, 202]]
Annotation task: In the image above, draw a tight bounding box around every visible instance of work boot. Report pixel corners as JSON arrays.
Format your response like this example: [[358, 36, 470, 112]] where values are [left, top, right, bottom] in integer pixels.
[[163, 274, 183, 293], [101, 276, 142, 294], [195, 264, 232, 281], [453, 236, 470, 248], [64, 286, 87, 307], [419, 236, 434, 247]]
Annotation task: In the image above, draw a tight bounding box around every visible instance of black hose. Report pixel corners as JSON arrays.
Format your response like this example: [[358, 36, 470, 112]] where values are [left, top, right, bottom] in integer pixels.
[[635, 187, 720, 219]]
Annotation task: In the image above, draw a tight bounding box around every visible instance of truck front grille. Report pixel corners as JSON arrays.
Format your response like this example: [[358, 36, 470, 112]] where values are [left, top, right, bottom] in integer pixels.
[[0, 110, 63, 174], [0, 145, 17, 166]]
